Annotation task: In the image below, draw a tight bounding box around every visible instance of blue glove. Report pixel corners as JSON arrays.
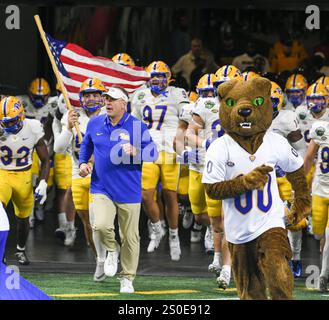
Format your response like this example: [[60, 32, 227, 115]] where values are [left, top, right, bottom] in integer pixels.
[[180, 149, 200, 165]]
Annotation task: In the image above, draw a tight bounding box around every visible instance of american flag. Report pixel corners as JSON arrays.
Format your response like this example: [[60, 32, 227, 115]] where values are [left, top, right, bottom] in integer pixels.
[[46, 34, 150, 107]]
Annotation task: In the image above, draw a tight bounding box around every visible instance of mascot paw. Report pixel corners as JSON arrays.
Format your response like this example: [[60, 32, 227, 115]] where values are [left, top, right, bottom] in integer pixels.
[[284, 199, 311, 231], [242, 164, 273, 190]]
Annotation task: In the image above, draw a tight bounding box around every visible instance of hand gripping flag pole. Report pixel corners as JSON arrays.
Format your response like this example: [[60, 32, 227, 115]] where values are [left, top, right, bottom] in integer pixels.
[[34, 15, 83, 143]]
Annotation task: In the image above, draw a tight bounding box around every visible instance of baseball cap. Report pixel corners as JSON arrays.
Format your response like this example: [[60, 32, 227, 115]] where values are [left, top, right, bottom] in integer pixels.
[[102, 87, 129, 102]]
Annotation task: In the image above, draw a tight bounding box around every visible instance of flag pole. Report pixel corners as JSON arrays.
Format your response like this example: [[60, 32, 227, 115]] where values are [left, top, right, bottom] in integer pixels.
[[34, 15, 83, 143]]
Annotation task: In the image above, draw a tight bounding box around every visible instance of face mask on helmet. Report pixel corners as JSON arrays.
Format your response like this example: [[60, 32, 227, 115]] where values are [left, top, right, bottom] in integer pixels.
[[198, 88, 217, 98], [30, 94, 49, 109], [0, 116, 23, 134], [149, 73, 168, 93], [307, 96, 326, 113], [80, 91, 103, 113], [286, 89, 305, 107]]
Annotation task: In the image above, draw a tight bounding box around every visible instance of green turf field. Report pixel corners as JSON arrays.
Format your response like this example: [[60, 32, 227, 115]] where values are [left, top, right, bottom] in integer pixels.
[[23, 273, 329, 300]]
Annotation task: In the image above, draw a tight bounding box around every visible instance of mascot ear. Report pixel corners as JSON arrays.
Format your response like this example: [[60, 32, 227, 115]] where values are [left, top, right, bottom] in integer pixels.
[[217, 79, 239, 99], [251, 77, 271, 97]]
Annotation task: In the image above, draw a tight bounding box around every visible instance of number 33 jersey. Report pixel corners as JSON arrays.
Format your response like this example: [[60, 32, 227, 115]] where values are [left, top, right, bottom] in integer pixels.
[[0, 119, 44, 170], [202, 131, 303, 244], [131, 86, 189, 154], [310, 120, 329, 198]]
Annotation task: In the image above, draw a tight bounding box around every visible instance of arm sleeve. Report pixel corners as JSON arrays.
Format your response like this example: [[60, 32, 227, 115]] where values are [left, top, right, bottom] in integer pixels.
[[276, 134, 304, 173], [201, 141, 227, 184], [78, 120, 94, 165], [53, 127, 73, 154]]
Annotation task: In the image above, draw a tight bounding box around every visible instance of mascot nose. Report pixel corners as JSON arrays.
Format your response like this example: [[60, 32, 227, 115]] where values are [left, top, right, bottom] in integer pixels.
[[238, 108, 252, 117]]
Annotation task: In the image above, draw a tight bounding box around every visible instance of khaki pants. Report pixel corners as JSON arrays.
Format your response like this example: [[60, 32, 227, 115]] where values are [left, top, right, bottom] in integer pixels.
[[90, 193, 141, 280]]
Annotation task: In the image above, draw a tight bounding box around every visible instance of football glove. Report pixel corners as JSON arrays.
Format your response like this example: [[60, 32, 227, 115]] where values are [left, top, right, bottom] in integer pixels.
[[34, 179, 48, 205], [180, 149, 200, 165]]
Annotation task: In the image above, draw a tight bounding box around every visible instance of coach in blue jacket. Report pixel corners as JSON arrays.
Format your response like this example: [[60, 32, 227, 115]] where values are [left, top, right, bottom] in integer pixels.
[[79, 86, 158, 294]]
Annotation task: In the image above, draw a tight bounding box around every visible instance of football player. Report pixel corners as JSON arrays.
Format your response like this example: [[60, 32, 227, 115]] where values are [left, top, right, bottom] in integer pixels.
[[0, 96, 50, 265], [284, 73, 308, 112], [52, 84, 75, 245], [185, 73, 232, 289], [54, 78, 106, 277], [268, 81, 307, 278], [18, 78, 57, 226], [131, 60, 190, 261], [304, 119, 329, 292]]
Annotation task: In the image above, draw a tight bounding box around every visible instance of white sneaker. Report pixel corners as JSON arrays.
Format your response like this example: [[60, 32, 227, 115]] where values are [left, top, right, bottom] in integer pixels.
[[120, 277, 134, 294], [104, 250, 119, 277], [169, 236, 181, 261], [190, 229, 202, 243], [217, 268, 231, 290], [147, 222, 164, 253], [208, 260, 222, 276], [204, 226, 214, 254], [182, 210, 194, 229], [64, 227, 77, 246], [94, 261, 106, 282]]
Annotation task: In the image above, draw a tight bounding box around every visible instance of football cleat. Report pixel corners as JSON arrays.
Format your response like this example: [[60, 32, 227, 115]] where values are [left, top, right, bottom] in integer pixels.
[[169, 235, 181, 261], [182, 208, 194, 229], [319, 276, 328, 292], [208, 260, 222, 277], [217, 268, 231, 290], [147, 222, 165, 252], [190, 229, 202, 243], [64, 227, 77, 247], [204, 226, 214, 254], [54, 227, 66, 243], [15, 250, 30, 266], [290, 260, 302, 278]]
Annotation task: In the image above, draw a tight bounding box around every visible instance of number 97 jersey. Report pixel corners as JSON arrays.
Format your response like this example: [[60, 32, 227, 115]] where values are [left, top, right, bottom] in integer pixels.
[[310, 120, 329, 197], [0, 119, 44, 170], [131, 86, 189, 153]]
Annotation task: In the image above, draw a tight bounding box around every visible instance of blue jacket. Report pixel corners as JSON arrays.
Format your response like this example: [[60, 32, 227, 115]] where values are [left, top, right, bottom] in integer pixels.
[[79, 112, 158, 203]]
